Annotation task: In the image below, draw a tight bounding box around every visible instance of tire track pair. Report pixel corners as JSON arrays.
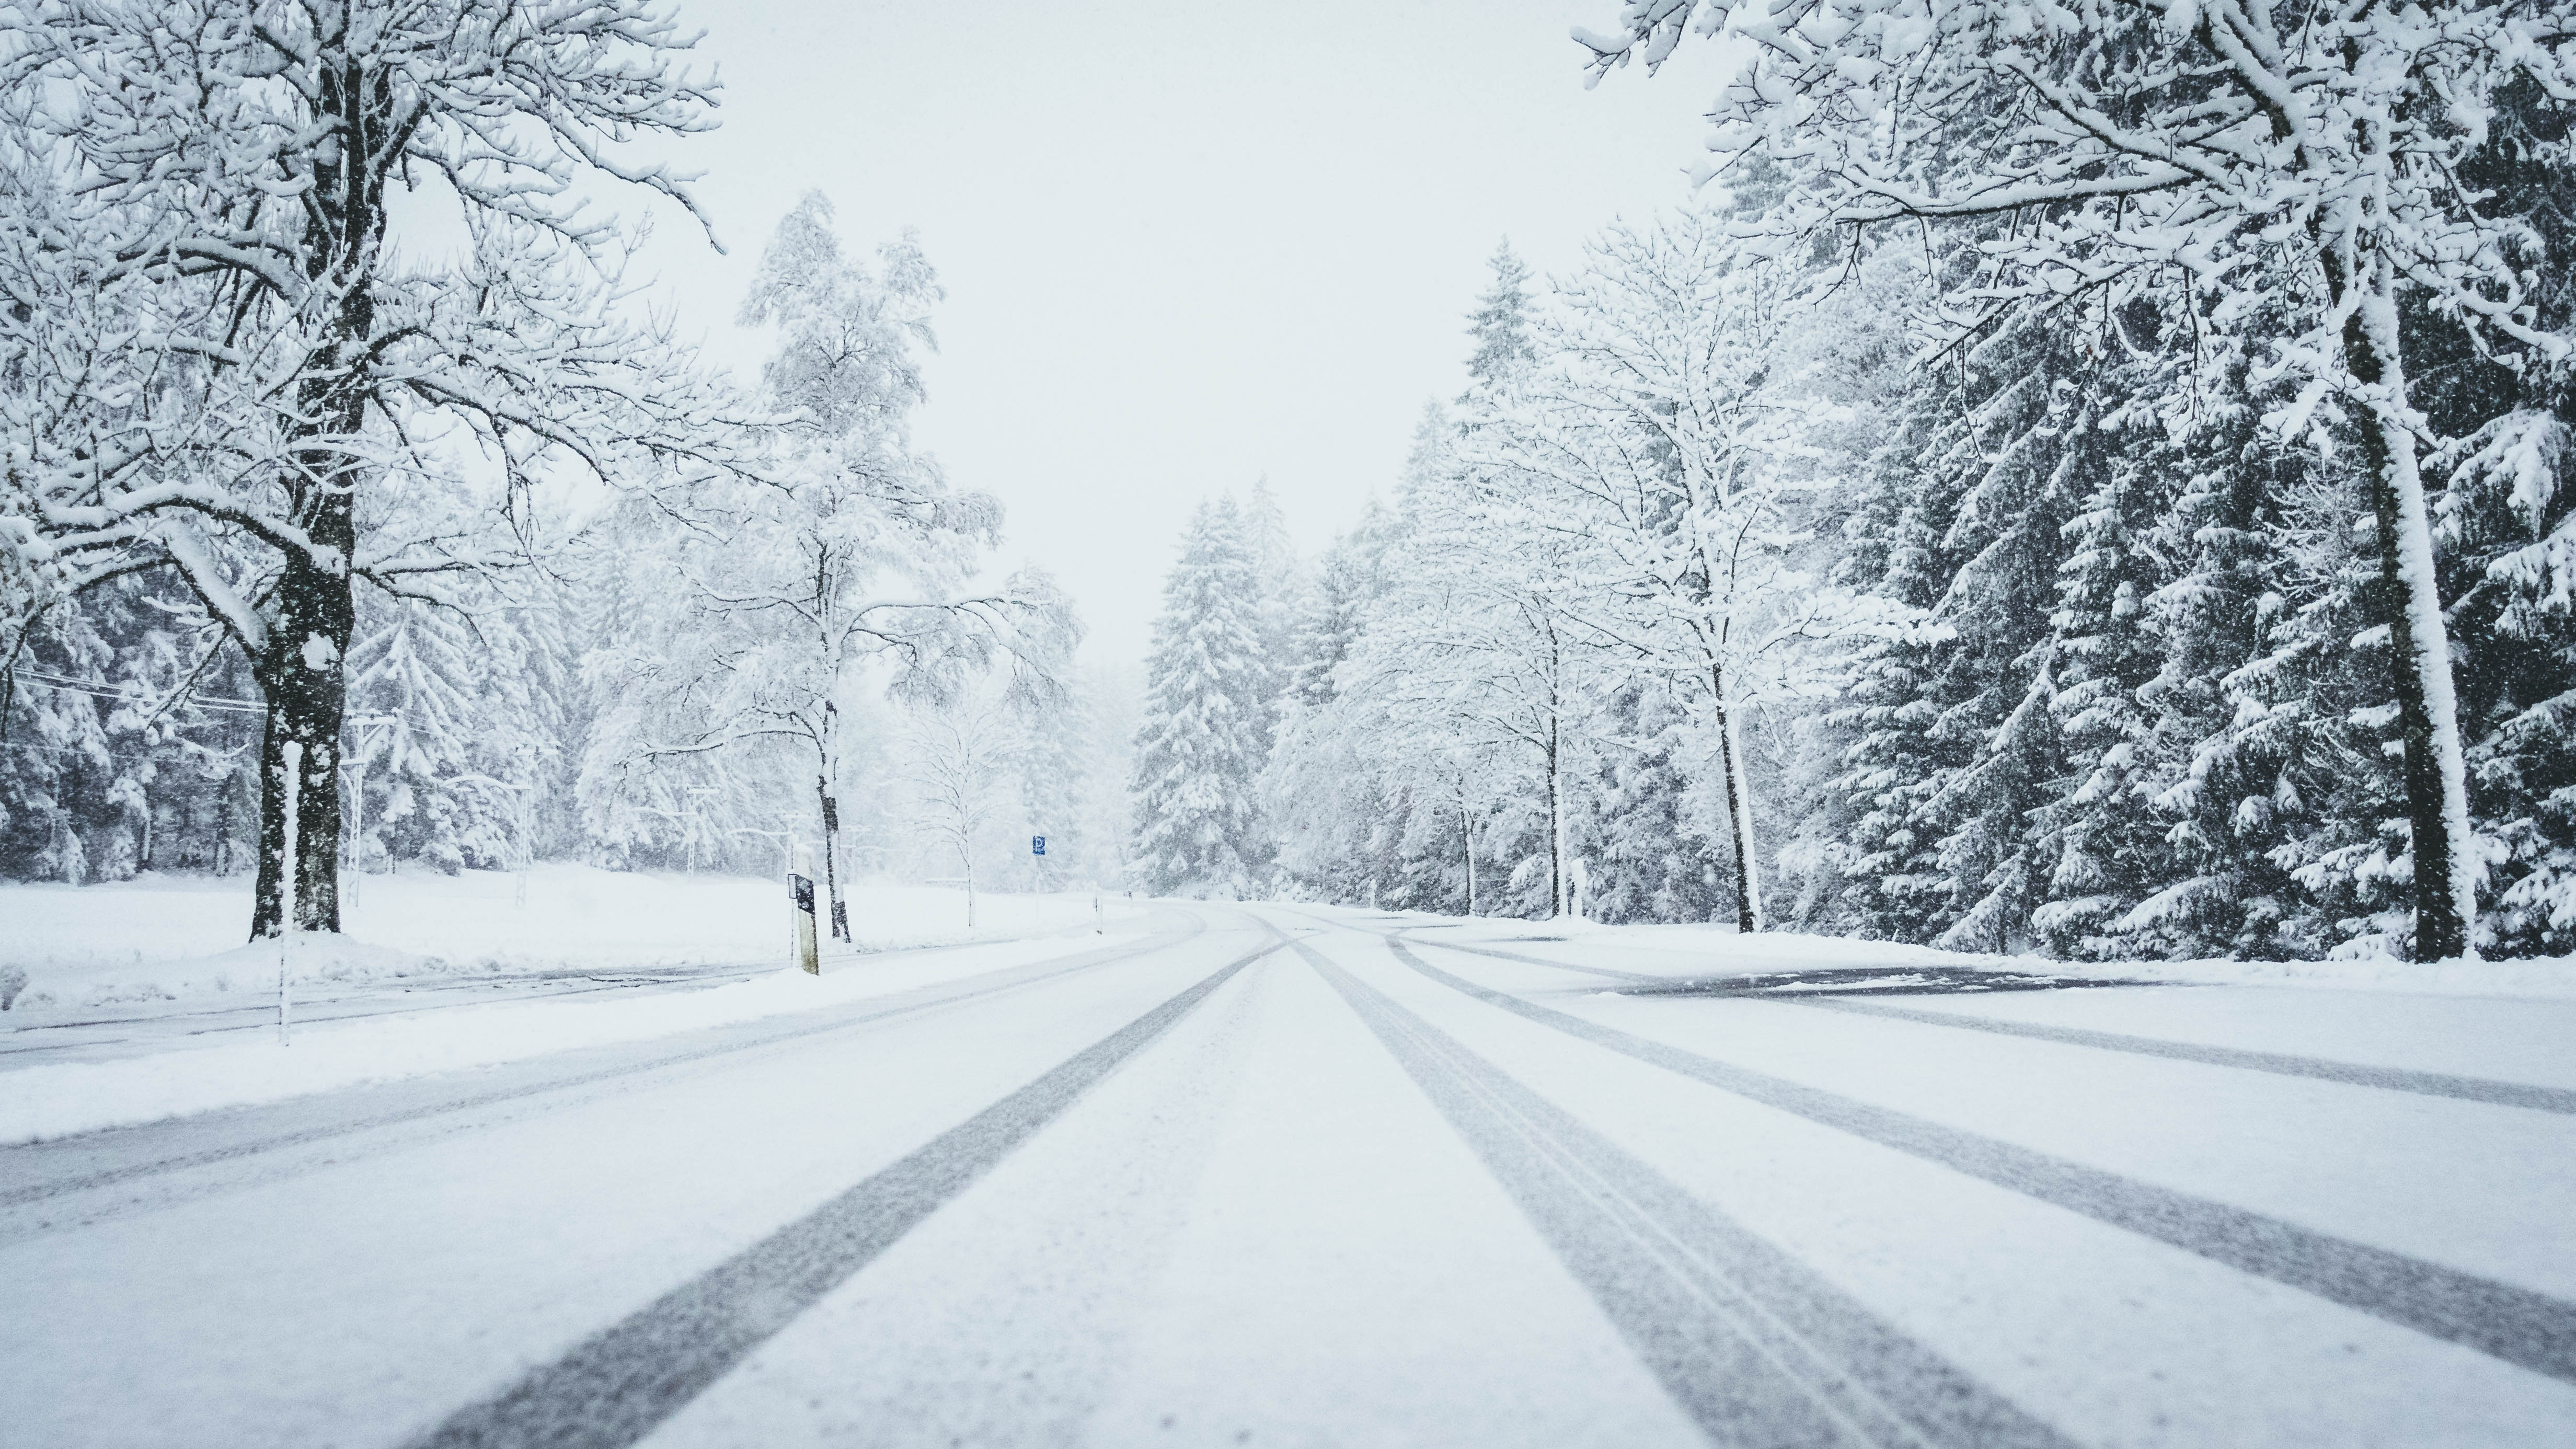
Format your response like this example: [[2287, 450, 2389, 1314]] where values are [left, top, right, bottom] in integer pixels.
[[4, 917, 1205, 1215], [1413, 931, 2576, 1115], [1270, 922, 2075, 1449], [1359, 924, 2576, 1387], [406, 932, 1286, 1449]]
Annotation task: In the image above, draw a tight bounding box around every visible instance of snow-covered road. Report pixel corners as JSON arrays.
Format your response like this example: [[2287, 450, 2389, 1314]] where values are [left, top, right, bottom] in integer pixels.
[[5, 904, 2573, 1447]]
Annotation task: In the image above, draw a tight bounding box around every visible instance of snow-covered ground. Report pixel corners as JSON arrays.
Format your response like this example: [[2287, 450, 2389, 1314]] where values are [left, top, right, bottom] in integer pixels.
[[0, 866, 1146, 1143], [0, 862, 1125, 1013], [6, 900, 2571, 1447], [0, 922, 1163, 1146]]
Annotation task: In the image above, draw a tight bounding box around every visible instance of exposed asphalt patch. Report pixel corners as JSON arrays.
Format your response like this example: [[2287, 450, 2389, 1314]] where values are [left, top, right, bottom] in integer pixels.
[[1615, 965, 2165, 998], [1387, 938, 2576, 1387]]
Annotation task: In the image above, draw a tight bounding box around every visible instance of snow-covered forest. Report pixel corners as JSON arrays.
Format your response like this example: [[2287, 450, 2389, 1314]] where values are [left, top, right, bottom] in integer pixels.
[[0, 3, 1126, 939], [9, 0, 2576, 968], [10, 8, 2576, 1444], [1132, 4, 2576, 965]]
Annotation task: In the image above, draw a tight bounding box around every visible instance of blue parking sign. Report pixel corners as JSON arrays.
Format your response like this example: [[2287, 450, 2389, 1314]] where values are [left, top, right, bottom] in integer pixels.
[[1032, 835, 1047, 856]]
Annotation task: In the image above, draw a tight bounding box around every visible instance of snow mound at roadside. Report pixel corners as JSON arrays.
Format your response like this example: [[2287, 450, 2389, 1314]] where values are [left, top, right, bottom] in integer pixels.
[[0, 934, 1108, 1146]]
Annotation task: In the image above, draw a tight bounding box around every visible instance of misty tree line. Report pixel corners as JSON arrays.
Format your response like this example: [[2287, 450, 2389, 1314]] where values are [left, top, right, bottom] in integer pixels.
[[0, 2, 1114, 935], [1133, 3, 2576, 962]]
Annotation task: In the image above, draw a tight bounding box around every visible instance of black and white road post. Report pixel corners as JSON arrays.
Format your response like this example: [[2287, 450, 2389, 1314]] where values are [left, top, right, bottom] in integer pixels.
[[790, 843, 821, 975], [277, 739, 300, 1045]]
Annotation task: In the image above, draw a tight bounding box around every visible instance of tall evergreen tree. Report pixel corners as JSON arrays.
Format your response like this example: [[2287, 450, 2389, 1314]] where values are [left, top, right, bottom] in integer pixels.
[[1463, 240, 1539, 393], [1130, 499, 1272, 898]]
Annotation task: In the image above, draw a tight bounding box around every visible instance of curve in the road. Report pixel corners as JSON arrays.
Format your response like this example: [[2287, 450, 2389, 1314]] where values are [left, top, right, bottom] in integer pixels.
[[404, 933, 1289, 1449], [1272, 924, 2079, 1449], [1378, 932, 2576, 1388]]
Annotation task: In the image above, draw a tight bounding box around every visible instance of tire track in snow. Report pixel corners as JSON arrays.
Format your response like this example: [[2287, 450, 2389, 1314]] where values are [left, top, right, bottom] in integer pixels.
[[1, 919, 1205, 1220], [1788, 996, 2576, 1116], [404, 933, 1284, 1449], [1377, 930, 2576, 1387], [1272, 923, 2075, 1449], [1413, 931, 2576, 1114]]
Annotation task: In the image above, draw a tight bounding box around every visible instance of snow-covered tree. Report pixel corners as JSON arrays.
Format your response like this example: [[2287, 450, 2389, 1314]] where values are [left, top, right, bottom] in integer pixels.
[[1578, 0, 2576, 958], [1468, 213, 1913, 929], [895, 687, 1020, 929], [1130, 499, 1273, 898], [1465, 239, 1542, 392], [0, 0, 742, 936], [582, 197, 1074, 939]]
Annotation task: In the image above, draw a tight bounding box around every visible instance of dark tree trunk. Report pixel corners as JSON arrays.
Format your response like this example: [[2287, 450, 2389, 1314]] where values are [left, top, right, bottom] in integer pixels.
[[250, 546, 354, 938], [818, 775, 849, 943], [1715, 702, 1761, 936], [244, 45, 386, 941]]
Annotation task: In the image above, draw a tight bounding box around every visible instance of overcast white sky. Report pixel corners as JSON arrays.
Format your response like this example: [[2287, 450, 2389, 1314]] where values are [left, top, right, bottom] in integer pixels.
[[629, 0, 1724, 668]]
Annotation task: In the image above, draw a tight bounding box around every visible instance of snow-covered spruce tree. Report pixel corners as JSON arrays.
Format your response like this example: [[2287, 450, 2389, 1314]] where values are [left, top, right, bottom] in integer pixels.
[[1, 557, 271, 882], [0, 0, 741, 937], [1819, 308, 2084, 949], [584, 197, 1075, 939], [1579, 0, 2576, 960], [1586, 677, 1726, 924], [1130, 498, 1274, 898], [1263, 424, 1412, 907], [2026, 349, 2191, 959], [1240, 477, 1305, 764], [2122, 354, 2351, 960], [1465, 240, 1542, 394]]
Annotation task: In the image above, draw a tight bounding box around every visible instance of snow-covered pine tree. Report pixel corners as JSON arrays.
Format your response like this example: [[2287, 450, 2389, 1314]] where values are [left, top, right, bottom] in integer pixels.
[[1586, 678, 1724, 924], [1130, 499, 1273, 898], [2066, 324, 2334, 962], [1240, 478, 1304, 761], [1580, 0, 2576, 960], [2030, 334, 2185, 959], [1002, 677, 1092, 890], [1824, 310, 2079, 949], [1464, 240, 1540, 394]]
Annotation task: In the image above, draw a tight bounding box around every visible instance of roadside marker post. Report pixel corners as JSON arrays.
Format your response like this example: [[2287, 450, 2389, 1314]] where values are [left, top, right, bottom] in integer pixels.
[[278, 739, 301, 1046], [790, 843, 821, 975]]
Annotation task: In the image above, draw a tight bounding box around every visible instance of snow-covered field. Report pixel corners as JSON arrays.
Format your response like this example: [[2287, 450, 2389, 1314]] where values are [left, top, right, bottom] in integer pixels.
[[0, 866, 1150, 1143], [0, 863, 1123, 1013], [0, 925, 1158, 1146]]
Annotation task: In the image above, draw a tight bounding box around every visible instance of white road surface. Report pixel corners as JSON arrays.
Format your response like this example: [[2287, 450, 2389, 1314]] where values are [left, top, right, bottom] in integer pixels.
[[5, 903, 2573, 1447]]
